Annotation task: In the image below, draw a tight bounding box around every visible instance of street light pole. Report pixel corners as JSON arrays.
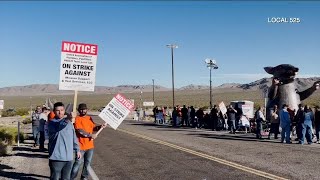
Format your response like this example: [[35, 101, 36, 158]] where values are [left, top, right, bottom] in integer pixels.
[[210, 67, 212, 109], [166, 44, 178, 109], [205, 58, 218, 110], [140, 88, 143, 109], [152, 79, 155, 103]]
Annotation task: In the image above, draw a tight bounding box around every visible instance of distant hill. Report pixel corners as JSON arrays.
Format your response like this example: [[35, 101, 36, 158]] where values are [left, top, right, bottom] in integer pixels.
[[238, 77, 320, 91], [238, 78, 272, 90], [0, 77, 319, 96], [178, 84, 209, 90], [216, 83, 242, 89], [0, 84, 170, 96]]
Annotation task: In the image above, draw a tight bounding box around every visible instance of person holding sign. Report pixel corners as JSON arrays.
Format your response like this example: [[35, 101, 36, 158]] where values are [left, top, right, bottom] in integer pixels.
[[48, 102, 81, 180], [71, 103, 106, 180], [31, 106, 42, 147], [39, 107, 49, 151]]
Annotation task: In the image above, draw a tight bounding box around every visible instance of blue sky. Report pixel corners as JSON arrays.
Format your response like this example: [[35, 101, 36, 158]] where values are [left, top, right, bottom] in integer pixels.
[[0, 1, 319, 88]]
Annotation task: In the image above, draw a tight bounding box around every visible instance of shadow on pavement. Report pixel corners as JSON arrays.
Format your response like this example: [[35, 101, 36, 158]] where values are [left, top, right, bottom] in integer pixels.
[[129, 123, 167, 127], [129, 122, 219, 132], [0, 164, 13, 170], [0, 160, 48, 179], [15, 152, 48, 159], [190, 133, 283, 144], [11, 146, 48, 159], [12, 146, 45, 153], [0, 169, 49, 180]]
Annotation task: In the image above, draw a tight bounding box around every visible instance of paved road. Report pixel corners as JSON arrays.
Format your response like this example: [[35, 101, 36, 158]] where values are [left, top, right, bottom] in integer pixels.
[[2, 115, 317, 179], [92, 116, 319, 180], [90, 117, 320, 180], [91, 123, 266, 180]]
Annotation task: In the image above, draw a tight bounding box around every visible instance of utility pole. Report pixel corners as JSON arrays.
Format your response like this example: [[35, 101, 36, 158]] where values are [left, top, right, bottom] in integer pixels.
[[210, 67, 212, 109], [166, 44, 178, 108], [152, 79, 155, 103]]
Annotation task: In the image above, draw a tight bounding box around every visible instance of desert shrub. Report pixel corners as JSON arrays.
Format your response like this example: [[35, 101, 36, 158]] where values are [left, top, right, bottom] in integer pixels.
[[0, 141, 9, 156], [201, 106, 209, 110], [22, 117, 32, 124], [1, 108, 29, 117], [0, 126, 25, 145], [1, 110, 15, 117], [15, 108, 29, 116]]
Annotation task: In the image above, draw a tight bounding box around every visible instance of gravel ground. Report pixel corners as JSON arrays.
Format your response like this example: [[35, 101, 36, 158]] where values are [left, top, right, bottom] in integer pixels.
[[0, 117, 49, 180]]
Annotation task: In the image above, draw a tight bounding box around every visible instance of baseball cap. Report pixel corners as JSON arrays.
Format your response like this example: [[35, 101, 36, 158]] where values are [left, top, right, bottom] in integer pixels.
[[78, 103, 88, 110]]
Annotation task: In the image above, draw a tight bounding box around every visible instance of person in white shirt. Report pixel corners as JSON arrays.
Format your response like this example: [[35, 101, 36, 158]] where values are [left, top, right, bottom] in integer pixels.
[[39, 107, 49, 151], [255, 106, 266, 139]]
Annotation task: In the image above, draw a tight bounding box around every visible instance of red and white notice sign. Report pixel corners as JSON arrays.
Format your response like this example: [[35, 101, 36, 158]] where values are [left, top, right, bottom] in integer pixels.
[[99, 94, 134, 130], [59, 41, 98, 91]]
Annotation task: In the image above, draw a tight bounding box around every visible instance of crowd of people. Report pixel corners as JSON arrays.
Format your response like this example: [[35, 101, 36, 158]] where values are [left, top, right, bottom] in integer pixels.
[[30, 100, 320, 179], [152, 103, 320, 145], [31, 102, 106, 180], [152, 104, 244, 132], [268, 103, 320, 144]]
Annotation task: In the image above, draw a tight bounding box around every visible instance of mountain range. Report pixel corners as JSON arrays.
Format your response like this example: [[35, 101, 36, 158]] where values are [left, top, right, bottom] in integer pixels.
[[0, 77, 320, 96]]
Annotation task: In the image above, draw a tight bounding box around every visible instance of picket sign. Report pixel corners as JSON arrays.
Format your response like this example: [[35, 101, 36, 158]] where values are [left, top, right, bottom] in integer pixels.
[[219, 101, 227, 115], [59, 41, 98, 118], [99, 94, 134, 130]]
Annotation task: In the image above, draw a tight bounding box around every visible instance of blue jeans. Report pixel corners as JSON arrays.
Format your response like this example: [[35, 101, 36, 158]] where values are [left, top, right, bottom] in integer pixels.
[[229, 120, 236, 133], [71, 149, 94, 179], [32, 126, 40, 145], [300, 122, 313, 144], [281, 123, 291, 143], [49, 160, 73, 180]]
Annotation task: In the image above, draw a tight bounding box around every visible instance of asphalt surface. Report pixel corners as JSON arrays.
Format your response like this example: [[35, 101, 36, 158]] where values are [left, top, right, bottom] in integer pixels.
[[90, 117, 320, 180], [92, 123, 265, 180]]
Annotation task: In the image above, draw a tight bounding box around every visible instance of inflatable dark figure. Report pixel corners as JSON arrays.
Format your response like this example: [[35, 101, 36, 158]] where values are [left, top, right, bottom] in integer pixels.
[[264, 64, 319, 119]]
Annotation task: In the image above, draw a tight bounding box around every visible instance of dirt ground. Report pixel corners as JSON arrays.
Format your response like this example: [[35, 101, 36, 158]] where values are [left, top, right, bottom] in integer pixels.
[[0, 116, 50, 179]]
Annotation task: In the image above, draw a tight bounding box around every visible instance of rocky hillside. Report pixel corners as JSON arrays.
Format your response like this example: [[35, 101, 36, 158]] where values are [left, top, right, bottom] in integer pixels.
[[178, 84, 210, 90], [238, 77, 320, 91], [0, 84, 170, 96], [0, 77, 319, 96]]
